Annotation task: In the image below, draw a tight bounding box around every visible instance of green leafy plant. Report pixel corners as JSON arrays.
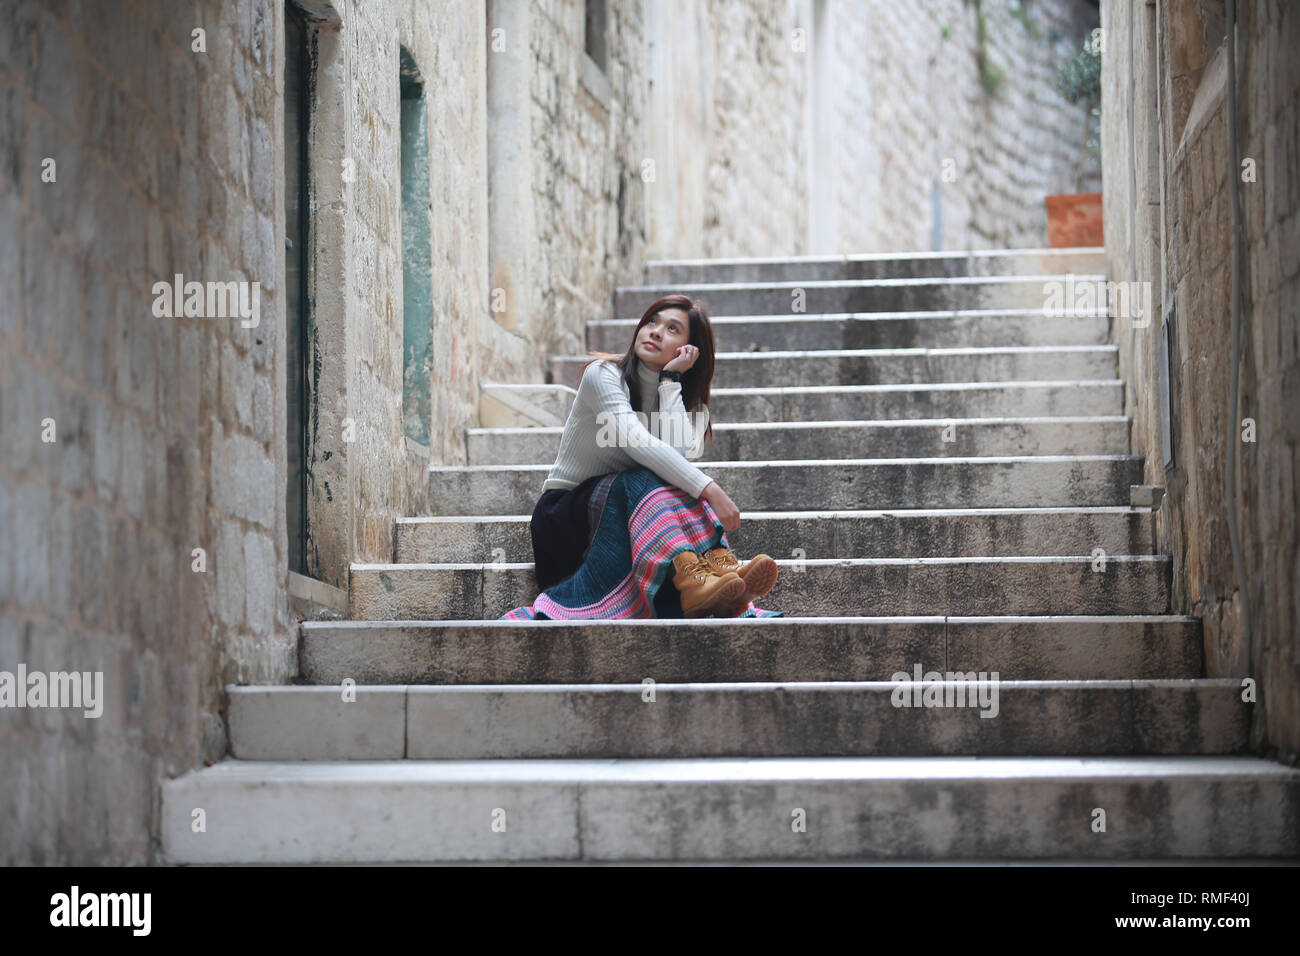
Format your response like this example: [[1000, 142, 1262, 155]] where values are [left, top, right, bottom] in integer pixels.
[[1055, 38, 1101, 106], [1056, 35, 1102, 190]]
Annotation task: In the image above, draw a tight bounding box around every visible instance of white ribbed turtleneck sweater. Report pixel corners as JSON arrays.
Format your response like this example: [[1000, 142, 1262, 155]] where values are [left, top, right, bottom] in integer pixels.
[[541, 358, 713, 498]]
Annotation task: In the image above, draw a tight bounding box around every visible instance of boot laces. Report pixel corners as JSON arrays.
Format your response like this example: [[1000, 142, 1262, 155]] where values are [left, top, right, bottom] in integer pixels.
[[679, 553, 713, 581], [706, 548, 740, 573]]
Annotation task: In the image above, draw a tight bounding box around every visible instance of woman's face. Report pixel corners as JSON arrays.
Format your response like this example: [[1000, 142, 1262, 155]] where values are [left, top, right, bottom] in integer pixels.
[[635, 308, 692, 371]]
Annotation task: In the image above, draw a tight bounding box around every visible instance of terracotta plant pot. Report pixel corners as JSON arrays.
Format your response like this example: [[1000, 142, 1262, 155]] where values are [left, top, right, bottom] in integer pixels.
[[1045, 192, 1103, 247]]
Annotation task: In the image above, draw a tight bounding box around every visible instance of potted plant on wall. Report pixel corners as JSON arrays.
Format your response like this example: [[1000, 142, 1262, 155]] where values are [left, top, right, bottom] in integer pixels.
[[1046, 31, 1103, 246]]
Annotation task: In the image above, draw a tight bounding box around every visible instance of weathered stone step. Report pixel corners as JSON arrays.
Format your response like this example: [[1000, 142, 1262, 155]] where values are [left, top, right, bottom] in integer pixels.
[[613, 275, 1104, 317], [428, 455, 1142, 515], [468, 416, 1131, 466], [480, 383, 575, 427], [586, 309, 1110, 352], [395, 507, 1156, 563], [349, 555, 1170, 620], [707, 380, 1124, 422], [643, 248, 1107, 284], [551, 345, 1119, 390], [300, 615, 1203, 684], [226, 679, 1248, 761], [161, 756, 1300, 862]]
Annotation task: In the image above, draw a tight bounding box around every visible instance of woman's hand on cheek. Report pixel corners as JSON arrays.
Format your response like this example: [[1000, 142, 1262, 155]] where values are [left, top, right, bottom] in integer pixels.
[[663, 344, 699, 373]]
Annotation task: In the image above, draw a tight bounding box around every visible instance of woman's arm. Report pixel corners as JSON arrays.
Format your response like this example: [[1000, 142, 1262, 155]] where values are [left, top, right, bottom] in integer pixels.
[[588, 362, 713, 498], [656, 379, 708, 460]]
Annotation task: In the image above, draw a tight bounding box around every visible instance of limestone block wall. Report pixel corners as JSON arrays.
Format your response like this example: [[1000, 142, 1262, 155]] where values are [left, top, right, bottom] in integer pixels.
[[698, 0, 811, 259], [0, 0, 293, 863], [1101, 0, 1299, 760], [482, 0, 650, 382], [645, 0, 809, 261], [310, 0, 490, 568], [647, 0, 1103, 260], [528, 0, 648, 360], [0, 0, 492, 863], [400, 2, 490, 478], [828, 0, 1104, 253]]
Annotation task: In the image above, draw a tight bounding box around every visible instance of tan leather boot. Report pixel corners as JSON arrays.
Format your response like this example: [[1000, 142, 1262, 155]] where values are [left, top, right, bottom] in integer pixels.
[[703, 548, 779, 617], [672, 551, 745, 617]]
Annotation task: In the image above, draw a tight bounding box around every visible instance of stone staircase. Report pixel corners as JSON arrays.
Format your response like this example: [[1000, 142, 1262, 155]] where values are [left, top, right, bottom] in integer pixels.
[[162, 248, 1300, 863]]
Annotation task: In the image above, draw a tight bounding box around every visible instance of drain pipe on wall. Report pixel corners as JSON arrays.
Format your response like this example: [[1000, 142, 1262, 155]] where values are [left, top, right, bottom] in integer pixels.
[[1224, 0, 1254, 668]]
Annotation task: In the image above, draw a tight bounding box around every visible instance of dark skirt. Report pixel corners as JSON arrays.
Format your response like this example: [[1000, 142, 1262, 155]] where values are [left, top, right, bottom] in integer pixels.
[[529, 472, 616, 591]]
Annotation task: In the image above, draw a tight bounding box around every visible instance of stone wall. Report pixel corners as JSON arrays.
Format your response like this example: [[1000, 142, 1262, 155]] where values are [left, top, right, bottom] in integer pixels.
[[290, 0, 490, 581], [0, 0, 294, 863], [528, 0, 648, 361], [647, 0, 1102, 260], [401, 2, 490, 477], [483, 0, 650, 379], [0, 0, 493, 863], [641, 0, 810, 261], [856, 0, 1103, 253], [1101, 0, 1299, 760]]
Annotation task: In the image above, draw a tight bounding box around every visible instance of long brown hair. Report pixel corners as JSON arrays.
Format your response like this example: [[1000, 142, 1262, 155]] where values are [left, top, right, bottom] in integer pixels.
[[583, 294, 716, 445]]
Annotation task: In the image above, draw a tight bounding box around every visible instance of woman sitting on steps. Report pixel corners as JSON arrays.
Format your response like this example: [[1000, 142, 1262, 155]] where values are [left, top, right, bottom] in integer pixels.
[[499, 294, 781, 620]]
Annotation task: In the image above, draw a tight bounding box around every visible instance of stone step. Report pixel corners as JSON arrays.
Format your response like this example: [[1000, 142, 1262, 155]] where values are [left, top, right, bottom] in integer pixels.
[[479, 383, 576, 428], [586, 310, 1110, 353], [395, 507, 1157, 563], [613, 275, 1104, 318], [161, 756, 1300, 862], [550, 345, 1119, 390], [299, 615, 1204, 684], [427, 455, 1142, 515], [643, 248, 1107, 284], [709, 380, 1123, 422], [467, 416, 1132, 466], [226, 679, 1248, 761], [349, 555, 1170, 620]]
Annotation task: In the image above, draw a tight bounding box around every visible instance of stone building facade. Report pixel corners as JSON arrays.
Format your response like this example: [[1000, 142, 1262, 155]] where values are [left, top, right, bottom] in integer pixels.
[[2, 0, 1102, 863], [1101, 0, 1299, 760]]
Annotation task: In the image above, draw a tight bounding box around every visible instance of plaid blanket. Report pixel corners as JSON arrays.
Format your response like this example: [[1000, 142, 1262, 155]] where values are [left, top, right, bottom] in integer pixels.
[[500, 466, 783, 620]]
